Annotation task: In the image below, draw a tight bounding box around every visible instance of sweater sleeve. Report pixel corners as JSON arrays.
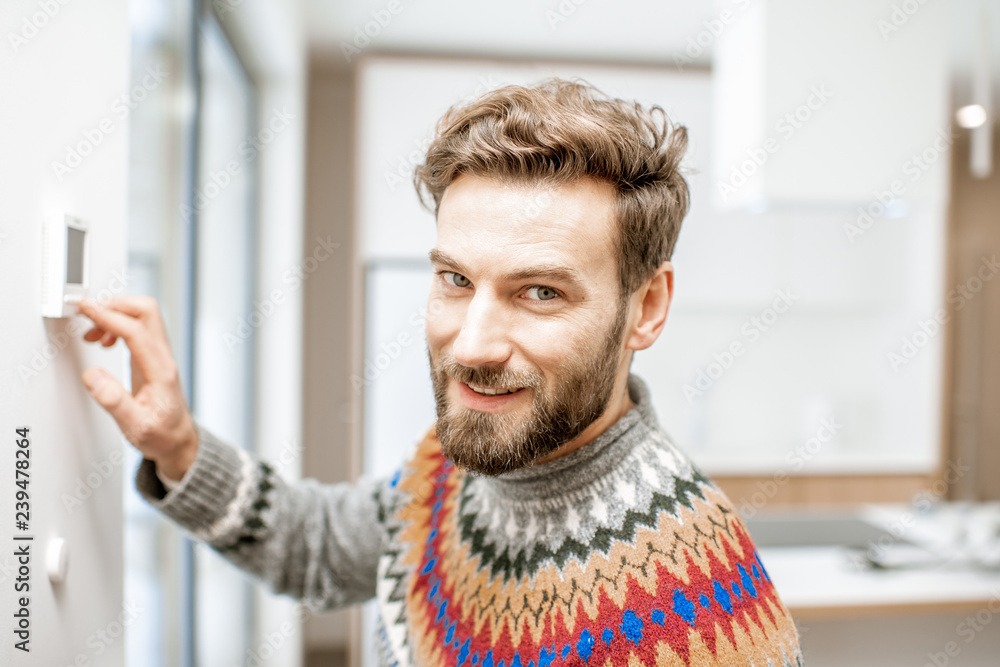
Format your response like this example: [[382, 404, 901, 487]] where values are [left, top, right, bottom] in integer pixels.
[[133, 420, 390, 611]]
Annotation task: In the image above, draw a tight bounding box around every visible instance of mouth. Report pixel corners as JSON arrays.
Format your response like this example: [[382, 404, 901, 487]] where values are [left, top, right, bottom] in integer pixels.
[[454, 379, 527, 411], [465, 382, 523, 396]]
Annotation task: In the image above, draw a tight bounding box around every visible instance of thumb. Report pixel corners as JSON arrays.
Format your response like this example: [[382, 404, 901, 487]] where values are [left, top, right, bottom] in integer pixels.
[[82, 368, 144, 437]]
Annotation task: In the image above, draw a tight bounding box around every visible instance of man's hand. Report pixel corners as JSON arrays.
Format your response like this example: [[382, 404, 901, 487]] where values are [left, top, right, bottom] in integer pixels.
[[77, 295, 199, 481]]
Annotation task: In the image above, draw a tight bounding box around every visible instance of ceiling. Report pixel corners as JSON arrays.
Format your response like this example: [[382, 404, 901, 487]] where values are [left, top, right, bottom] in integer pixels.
[[304, 0, 999, 110], [305, 0, 717, 67]]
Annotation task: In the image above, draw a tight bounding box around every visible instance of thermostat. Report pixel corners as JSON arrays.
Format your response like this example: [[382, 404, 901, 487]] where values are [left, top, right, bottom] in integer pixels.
[[41, 214, 89, 318]]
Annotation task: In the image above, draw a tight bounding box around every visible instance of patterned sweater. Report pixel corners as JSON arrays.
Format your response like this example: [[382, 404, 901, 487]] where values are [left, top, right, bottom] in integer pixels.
[[136, 373, 803, 666]]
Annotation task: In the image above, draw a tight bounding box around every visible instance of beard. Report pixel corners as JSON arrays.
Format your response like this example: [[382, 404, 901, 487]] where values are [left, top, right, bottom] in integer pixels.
[[429, 306, 628, 476]]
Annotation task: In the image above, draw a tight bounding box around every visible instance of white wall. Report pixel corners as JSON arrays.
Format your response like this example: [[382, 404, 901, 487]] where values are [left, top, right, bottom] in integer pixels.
[[712, 0, 951, 208], [0, 1, 130, 665]]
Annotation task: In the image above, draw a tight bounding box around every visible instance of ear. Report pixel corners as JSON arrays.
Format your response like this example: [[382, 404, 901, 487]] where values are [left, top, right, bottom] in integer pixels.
[[624, 260, 674, 352]]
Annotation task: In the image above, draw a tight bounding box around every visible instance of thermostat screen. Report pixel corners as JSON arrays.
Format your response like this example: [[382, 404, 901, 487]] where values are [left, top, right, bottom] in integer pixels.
[[66, 226, 85, 285]]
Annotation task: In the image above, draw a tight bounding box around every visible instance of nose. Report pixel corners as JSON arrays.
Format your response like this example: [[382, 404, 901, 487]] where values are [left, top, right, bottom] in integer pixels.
[[451, 291, 512, 368]]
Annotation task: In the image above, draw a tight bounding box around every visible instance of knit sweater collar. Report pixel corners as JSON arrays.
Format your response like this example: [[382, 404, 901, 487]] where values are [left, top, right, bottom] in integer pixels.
[[469, 372, 661, 498]]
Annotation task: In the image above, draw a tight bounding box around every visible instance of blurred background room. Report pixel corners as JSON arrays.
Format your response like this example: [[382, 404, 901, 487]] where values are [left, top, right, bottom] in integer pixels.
[[2, 0, 999, 665]]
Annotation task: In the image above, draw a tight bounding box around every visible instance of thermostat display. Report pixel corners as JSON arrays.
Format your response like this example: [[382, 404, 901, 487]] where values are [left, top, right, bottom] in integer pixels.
[[66, 226, 85, 285], [42, 215, 89, 318]]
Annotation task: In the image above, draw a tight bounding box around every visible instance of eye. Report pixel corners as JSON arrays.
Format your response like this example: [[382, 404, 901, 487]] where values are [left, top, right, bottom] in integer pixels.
[[442, 271, 471, 288], [525, 285, 559, 301]]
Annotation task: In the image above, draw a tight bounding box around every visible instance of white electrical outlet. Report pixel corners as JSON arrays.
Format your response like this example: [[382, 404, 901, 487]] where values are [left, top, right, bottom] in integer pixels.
[[41, 214, 90, 318]]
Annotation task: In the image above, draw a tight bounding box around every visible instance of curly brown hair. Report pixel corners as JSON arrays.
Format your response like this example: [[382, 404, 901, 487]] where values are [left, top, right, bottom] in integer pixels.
[[413, 77, 691, 299]]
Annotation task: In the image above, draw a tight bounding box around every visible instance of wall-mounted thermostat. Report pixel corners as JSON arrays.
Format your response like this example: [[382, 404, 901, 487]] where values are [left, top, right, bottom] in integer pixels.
[[41, 214, 90, 318]]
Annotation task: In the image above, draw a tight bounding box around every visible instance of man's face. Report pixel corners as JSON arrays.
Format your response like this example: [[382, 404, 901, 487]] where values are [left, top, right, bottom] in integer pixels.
[[426, 174, 629, 476]]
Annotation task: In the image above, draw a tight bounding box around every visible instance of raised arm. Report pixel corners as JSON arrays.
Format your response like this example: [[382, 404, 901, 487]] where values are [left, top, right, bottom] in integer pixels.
[[134, 420, 386, 609], [77, 295, 385, 608]]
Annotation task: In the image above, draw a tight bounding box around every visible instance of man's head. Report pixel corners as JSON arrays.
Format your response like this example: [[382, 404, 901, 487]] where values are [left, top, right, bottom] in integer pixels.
[[414, 78, 690, 476]]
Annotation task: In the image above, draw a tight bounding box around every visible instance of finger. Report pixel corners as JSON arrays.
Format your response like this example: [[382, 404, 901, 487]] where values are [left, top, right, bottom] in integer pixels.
[[80, 301, 147, 357], [95, 294, 156, 317], [81, 367, 147, 443], [131, 361, 145, 394], [100, 332, 117, 347], [94, 295, 170, 340], [89, 295, 172, 359], [83, 327, 107, 342], [78, 299, 175, 384], [78, 298, 142, 340]]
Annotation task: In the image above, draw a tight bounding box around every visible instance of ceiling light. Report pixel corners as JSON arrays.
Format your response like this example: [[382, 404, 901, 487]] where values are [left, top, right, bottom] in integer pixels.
[[956, 104, 987, 129]]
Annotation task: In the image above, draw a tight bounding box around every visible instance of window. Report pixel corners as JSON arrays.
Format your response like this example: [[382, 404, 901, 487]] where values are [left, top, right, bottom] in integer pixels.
[[125, 1, 259, 664]]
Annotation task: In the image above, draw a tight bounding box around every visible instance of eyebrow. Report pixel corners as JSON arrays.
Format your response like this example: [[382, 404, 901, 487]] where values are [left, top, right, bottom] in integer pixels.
[[428, 248, 588, 294]]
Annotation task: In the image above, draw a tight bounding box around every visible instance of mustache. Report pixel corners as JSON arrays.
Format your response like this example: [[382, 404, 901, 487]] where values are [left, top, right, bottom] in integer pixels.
[[434, 354, 543, 390]]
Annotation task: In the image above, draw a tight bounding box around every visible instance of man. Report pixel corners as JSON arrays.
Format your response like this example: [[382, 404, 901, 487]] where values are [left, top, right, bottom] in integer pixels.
[[78, 79, 803, 666]]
